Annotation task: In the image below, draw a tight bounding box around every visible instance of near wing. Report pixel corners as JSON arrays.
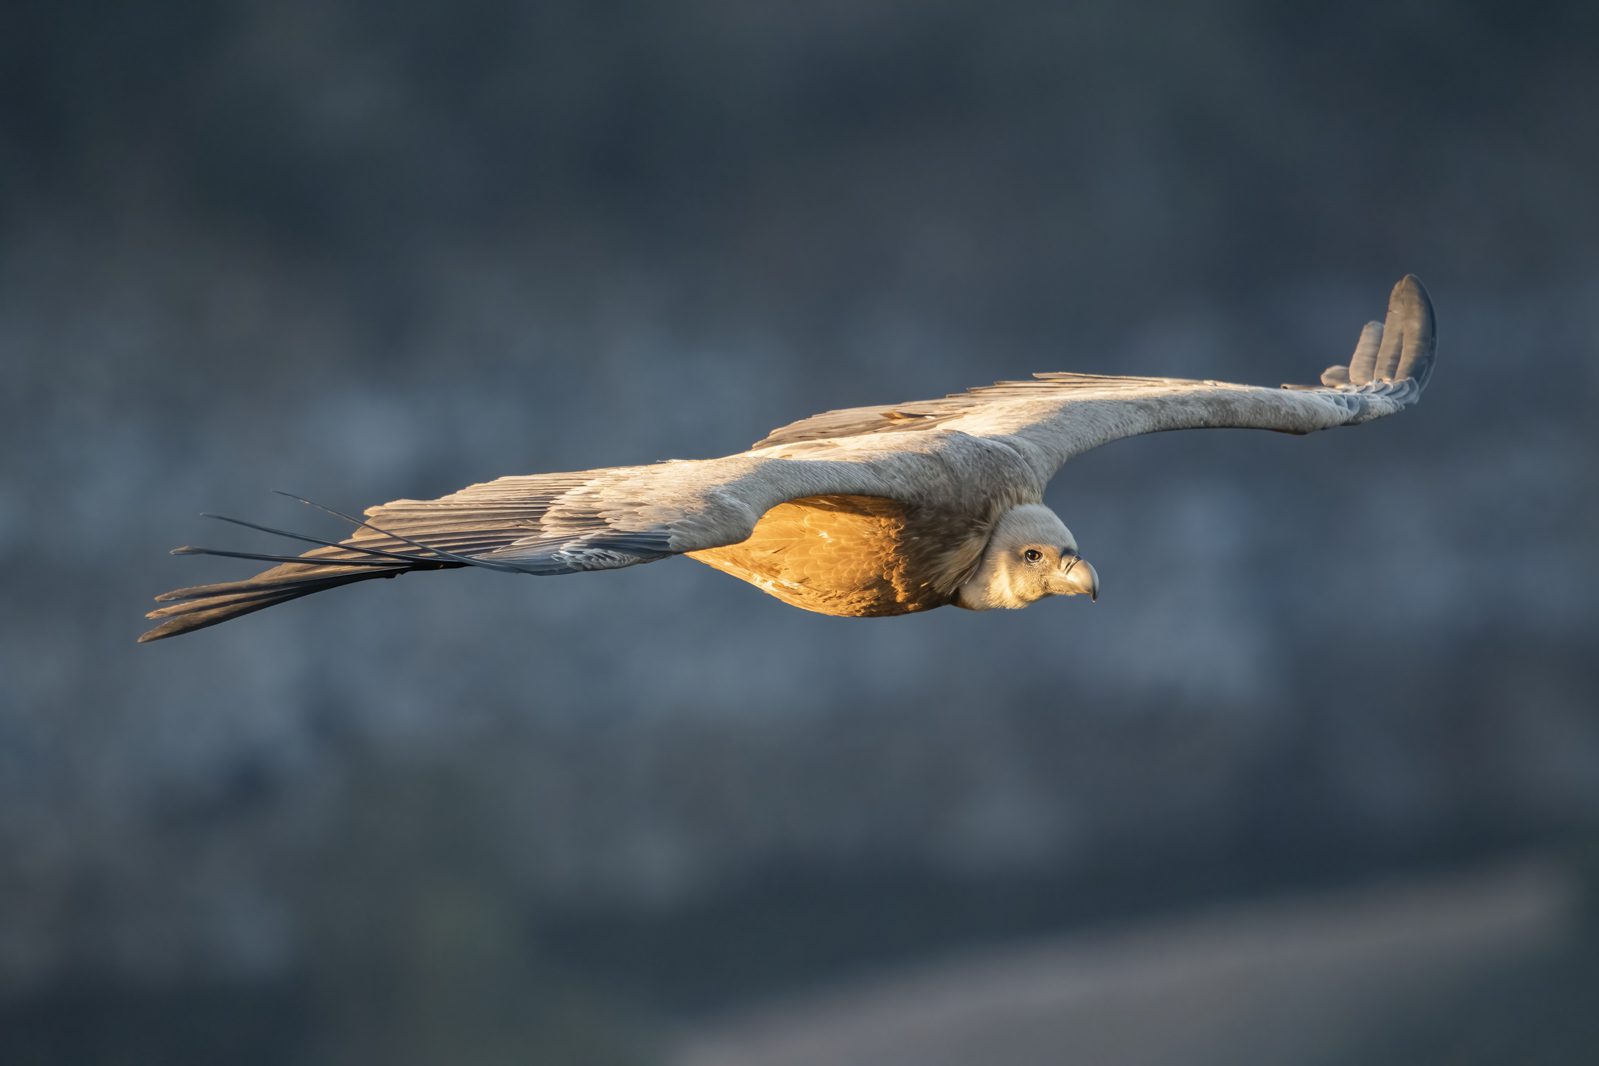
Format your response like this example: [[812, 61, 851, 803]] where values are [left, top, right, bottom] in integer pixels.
[[755, 275, 1436, 476], [140, 454, 928, 643]]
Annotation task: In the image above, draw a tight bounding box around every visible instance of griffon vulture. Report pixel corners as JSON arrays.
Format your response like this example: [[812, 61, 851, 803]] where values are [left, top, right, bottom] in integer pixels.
[[140, 275, 1436, 642]]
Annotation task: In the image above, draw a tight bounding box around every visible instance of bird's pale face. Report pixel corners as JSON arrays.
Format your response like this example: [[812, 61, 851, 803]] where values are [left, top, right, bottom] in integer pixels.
[[998, 540, 1100, 606], [956, 504, 1100, 610]]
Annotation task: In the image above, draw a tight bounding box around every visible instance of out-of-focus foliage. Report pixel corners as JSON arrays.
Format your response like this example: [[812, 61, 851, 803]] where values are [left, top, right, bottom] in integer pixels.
[[2, 0, 1597, 1062]]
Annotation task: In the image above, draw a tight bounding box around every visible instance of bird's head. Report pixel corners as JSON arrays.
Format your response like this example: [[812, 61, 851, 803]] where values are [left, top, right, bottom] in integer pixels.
[[955, 504, 1099, 611]]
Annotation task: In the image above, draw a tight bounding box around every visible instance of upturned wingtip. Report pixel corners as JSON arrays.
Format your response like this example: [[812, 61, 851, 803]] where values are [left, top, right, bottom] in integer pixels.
[[1389, 274, 1436, 388], [1393, 274, 1431, 312]]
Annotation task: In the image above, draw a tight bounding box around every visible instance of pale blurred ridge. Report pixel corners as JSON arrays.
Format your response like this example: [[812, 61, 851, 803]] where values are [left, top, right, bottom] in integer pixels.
[[676, 859, 1580, 1066]]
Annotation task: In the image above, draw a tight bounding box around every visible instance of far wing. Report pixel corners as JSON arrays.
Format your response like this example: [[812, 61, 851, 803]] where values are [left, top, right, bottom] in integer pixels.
[[756, 276, 1436, 477]]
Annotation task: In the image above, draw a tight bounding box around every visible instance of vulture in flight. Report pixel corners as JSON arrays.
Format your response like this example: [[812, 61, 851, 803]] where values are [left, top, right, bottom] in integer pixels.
[[140, 276, 1436, 643]]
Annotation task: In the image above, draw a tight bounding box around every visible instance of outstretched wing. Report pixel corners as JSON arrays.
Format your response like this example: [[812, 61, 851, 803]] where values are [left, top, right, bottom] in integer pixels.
[[755, 276, 1437, 477], [140, 451, 952, 642], [144, 276, 1435, 641]]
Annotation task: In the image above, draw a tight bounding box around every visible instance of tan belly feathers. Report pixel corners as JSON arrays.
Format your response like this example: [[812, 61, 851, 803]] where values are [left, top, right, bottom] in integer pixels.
[[687, 495, 987, 617]]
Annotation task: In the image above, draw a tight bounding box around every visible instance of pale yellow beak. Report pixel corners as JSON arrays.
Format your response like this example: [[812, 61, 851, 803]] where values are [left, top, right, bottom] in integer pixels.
[[1052, 556, 1099, 602]]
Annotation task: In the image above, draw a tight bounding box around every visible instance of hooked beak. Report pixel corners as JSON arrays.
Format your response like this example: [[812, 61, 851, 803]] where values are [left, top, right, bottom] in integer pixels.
[[1053, 556, 1099, 602]]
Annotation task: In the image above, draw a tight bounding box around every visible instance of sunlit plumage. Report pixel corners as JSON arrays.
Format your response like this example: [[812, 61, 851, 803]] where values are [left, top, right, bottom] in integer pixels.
[[141, 276, 1436, 642]]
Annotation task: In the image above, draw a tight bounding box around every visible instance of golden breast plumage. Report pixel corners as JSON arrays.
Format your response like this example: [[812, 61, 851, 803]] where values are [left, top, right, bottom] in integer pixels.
[[687, 495, 989, 617]]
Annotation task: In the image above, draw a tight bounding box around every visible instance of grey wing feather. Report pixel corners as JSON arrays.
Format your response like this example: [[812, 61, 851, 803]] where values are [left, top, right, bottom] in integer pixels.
[[1330, 276, 1436, 391], [754, 275, 1437, 478], [141, 454, 930, 641], [751, 372, 1181, 451]]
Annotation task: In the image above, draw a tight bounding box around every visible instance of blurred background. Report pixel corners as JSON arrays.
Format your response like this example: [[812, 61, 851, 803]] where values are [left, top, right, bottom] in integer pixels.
[[4, 1, 1598, 1062]]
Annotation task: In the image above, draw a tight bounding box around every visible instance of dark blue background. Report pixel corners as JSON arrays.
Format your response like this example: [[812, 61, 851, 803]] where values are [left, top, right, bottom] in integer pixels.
[[4, 2, 1596, 1062]]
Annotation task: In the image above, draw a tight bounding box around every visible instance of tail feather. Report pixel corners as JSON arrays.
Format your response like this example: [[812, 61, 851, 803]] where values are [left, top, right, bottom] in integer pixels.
[[140, 558, 462, 643], [142, 466, 677, 642], [272, 491, 529, 573], [196, 510, 453, 565], [140, 592, 306, 643], [139, 499, 477, 644], [151, 558, 411, 603], [168, 545, 408, 569]]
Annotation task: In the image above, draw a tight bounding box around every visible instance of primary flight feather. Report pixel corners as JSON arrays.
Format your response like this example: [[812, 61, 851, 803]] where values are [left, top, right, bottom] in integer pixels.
[[140, 275, 1436, 642]]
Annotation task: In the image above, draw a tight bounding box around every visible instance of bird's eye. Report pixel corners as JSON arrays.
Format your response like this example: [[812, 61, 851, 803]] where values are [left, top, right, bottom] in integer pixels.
[[1023, 548, 1043, 563]]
